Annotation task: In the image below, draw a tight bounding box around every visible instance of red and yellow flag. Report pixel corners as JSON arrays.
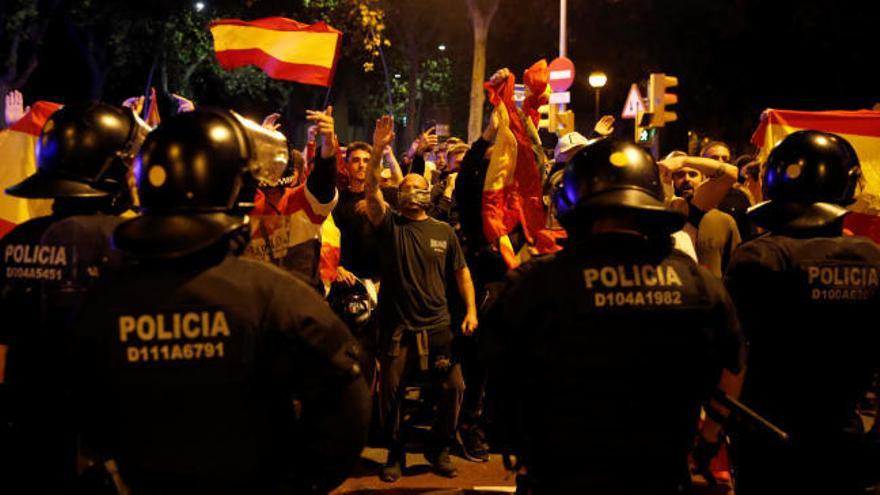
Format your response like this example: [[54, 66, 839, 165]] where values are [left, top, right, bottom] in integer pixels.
[[320, 213, 341, 286], [482, 60, 564, 268], [0, 101, 62, 238], [144, 87, 161, 127], [751, 108, 880, 242], [210, 17, 342, 87]]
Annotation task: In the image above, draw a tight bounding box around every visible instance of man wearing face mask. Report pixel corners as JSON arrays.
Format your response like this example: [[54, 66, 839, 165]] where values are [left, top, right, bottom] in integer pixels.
[[363, 115, 478, 482]]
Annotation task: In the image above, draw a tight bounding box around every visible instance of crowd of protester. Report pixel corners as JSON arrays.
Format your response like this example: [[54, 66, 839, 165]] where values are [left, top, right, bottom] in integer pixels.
[[0, 61, 878, 495]]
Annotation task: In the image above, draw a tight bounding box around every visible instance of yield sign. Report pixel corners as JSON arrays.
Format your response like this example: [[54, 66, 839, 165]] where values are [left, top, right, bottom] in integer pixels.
[[621, 83, 646, 119]]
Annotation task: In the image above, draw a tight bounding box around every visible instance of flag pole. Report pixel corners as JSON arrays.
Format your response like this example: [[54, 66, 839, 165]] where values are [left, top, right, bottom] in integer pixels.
[[142, 56, 160, 121], [143, 24, 167, 120], [322, 85, 332, 109], [376, 32, 394, 119]]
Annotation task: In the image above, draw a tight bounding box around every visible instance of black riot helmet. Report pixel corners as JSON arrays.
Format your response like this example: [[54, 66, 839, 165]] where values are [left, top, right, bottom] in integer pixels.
[[749, 130, 861, 231], [6, 101, 149, 199], [113, 108, 289, 258], [552, 138, 685, 237]]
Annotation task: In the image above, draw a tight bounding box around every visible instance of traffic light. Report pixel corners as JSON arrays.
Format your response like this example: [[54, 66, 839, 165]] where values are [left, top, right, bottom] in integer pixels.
[[556, 110, 575, 135], [648, 73, 678, 127], [634, 110, 651, 142], [538, 104, 559, 132], [634, 110, 658, 159]]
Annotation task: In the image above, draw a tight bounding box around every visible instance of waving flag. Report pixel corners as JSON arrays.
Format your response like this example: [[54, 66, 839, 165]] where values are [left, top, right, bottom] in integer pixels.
[[482, 60, 564, 268], [320, 214, 341, 287], [752, 108, 880, 242], [0, 101, 61, 238], [210, 17, 342, 87], [144, 87, 161, 127]]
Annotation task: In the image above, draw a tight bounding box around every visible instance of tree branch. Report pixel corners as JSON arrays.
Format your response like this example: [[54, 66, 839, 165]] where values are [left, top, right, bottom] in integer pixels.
[[10, 53, 38, 88], [4, 33, 20, 80]]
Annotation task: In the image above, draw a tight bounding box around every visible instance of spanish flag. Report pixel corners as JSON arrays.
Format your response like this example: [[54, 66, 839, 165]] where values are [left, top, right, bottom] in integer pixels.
[[320, 213, 341, 287], [483, 60, 564, 268], [752, 108, 880, 242], [144, 87, 161, 127], [210, 17, 342, 87], [0, 101, 61, 238]]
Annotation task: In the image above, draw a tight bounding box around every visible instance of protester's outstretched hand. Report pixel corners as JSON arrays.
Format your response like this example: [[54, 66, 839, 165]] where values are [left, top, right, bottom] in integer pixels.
[[593, 115, 615, 136], [373, 115, 395, 150], [262, 113, 282, 131], [307, 106, 336, 158], [172, 94, 195, 113], [489, 68, 510, 86], [4, 90, 29, 127], [121, 95, 145, 115], [416, 126, 437, 154]]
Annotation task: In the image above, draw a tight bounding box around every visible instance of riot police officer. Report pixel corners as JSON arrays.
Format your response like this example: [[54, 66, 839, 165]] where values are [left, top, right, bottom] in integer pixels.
[[725, 130, 880, 494], [484, 138, 745, 494], [68, 108, 370, 494], [0, 101, 146, 492]]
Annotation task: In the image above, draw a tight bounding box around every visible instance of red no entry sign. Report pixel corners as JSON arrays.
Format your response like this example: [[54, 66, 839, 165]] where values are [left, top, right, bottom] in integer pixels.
[[548, 57, 575, 93]]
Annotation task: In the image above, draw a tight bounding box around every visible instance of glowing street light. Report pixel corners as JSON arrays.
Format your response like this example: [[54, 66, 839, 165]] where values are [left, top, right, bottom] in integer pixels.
[[588, 71, 608, 122], [438, 44, 447, 52], [195, 2, 205, 12]]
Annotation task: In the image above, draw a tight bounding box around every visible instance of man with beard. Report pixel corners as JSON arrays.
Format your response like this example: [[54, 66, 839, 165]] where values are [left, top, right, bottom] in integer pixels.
[[660, 153, 740, 277], [363, 116, 478, 482]]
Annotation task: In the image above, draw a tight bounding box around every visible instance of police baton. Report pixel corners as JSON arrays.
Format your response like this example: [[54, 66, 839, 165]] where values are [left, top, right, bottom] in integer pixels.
[[712, 389, 790, 442]]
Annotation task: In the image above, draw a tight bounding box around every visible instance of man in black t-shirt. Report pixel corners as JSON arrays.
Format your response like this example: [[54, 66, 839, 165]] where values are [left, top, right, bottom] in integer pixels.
[[364, 116, 478, 482]]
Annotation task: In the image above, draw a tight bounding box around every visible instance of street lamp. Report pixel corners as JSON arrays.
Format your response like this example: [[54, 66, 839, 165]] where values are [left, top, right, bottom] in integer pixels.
[[588, 71, 607, 123], [437, 44, 447, 52], [194, 2, 205, 12]]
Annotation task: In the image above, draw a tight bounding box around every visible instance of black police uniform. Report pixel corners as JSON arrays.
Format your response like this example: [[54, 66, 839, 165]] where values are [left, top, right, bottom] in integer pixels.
[[71, 250, 369, 493], [0, 211, 124, 493], [1, 101, 146, 493], [724, 130, 880, 494], [69, 108, 371, 494], [40, 213, 126, 323], [485, 139, 745, 494], [725, 234, 880, 493], [486, 234, 743, 494]]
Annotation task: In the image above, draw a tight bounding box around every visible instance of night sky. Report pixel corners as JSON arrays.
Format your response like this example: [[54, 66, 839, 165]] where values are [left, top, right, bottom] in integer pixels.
[[14, 0, 880, 156]]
